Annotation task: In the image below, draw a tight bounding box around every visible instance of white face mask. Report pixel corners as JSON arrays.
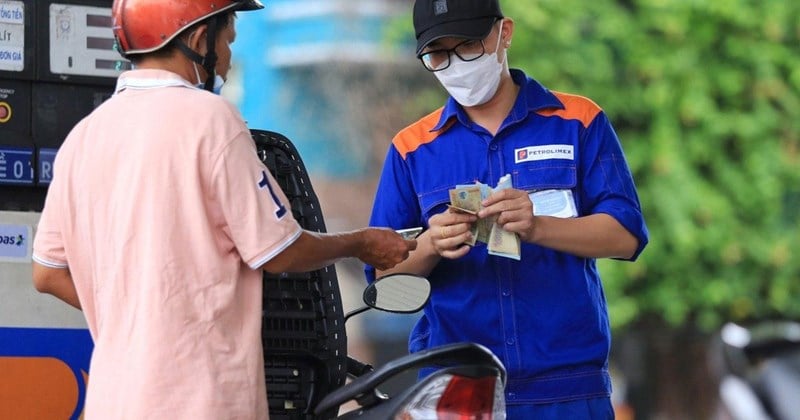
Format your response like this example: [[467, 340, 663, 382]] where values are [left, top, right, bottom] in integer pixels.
[[434, 21, 506, 107], [193, 62, 225, 95]]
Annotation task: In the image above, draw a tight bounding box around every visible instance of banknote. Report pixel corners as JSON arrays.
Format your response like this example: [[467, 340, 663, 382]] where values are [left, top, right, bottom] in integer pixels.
[[475, 218, 492, 243], [448, 186, 482, 214], [396, 227, 423, 240], [448, 176, 520, 257], [487, 222, 521, 260], [446, 205, 479, 246], [487, 174, 521, 260], [457, 183, 492, 203], [449, 184, 485, 245]]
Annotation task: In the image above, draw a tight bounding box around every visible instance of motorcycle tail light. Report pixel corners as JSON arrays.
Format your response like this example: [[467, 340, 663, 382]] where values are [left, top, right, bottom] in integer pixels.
[[396, 373, 506, 420]]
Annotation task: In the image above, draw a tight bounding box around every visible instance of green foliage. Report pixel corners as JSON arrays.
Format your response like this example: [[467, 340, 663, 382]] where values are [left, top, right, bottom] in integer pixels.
[[502, 0, 800, 331]]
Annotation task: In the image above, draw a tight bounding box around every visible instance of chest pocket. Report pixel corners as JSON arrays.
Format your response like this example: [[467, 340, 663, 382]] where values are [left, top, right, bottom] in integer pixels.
[[418, 187, 454, 222], [513, 162, 577, 192]]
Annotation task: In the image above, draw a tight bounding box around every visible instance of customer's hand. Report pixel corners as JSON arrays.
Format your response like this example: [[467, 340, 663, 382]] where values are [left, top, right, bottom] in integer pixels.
[[357, 228, 417, 270]]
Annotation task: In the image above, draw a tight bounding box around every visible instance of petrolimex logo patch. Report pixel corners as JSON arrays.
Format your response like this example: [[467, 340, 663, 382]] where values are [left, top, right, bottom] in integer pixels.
[[515, 145, 575, 164]]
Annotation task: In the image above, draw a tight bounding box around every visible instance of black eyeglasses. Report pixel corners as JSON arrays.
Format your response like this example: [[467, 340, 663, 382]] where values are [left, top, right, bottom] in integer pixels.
[[418, 38, 486, 72]]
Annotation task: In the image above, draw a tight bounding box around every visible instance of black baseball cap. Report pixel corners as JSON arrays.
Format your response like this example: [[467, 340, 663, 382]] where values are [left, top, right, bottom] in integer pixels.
[[413, 0, 504, 56]]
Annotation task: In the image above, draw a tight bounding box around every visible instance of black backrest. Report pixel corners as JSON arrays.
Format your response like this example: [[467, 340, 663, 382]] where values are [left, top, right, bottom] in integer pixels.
[[252, 130, 348, 420]]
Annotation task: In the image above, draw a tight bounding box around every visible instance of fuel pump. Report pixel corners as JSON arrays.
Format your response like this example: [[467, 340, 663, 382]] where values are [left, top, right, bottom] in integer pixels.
[[0, 1, 128, 418]]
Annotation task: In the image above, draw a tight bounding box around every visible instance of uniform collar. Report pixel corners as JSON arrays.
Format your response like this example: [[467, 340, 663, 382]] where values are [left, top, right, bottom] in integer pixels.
[[430, 69, 565, 132], [114, 69, 198, 95]]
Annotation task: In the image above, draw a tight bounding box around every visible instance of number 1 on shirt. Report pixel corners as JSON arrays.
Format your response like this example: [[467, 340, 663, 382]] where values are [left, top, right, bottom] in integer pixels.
[[258, 171, 288, 219]]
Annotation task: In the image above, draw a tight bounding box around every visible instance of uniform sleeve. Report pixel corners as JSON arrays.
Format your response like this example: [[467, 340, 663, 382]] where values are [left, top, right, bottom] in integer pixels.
[[580, 112, 649, 260], [32, 155, 69, 269], [364, 145, 422, 282], [211, 132, 302, 269]]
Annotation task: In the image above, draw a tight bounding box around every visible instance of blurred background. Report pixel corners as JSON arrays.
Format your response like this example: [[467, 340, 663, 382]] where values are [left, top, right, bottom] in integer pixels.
[[225, 0, 800, 418]]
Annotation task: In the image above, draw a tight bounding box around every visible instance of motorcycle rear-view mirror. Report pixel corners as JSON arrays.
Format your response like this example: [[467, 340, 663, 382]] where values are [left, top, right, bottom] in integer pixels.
[[363, 273, 431, 313]]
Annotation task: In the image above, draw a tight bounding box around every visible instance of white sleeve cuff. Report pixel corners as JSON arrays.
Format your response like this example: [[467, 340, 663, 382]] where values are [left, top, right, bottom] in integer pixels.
[[32, 254, 69, 269], [247, 227, 303, 270]]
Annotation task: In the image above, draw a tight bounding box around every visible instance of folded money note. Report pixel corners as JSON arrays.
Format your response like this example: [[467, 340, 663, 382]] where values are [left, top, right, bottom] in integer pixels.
[[448, 184, 484, 246], [486, 174, 520, 260], [475, 217, 494, 244], [447, 175, 521, 260], [447, 205, 480, 245], [448, 186, 482, 214]]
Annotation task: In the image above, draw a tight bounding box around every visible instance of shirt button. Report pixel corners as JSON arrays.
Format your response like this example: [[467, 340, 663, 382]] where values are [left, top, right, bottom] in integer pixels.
[[502, 291, 511, 297], [507, 392, 516, 400], [506, 338, 515, 345], [489, 144, 498, 151]]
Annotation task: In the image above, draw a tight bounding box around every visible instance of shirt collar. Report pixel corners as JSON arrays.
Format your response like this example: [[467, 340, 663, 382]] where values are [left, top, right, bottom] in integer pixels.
[[430, 69, 565, 132], [114, 69, 198, 95]]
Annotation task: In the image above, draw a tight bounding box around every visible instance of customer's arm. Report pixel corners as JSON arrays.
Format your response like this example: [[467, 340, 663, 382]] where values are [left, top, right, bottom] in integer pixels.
[[32, 263, 81, 309], [262, 228, 416, 274]]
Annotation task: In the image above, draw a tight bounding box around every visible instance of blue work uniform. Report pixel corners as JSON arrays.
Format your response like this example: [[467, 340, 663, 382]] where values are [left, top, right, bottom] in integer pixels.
[[366, 69, 649, 409]]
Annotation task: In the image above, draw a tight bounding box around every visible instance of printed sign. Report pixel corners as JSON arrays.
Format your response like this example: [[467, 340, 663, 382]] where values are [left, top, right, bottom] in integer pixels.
[[38, 148, 58, 185], [0, 223, 31, 262], [0, 1, 24, 72], [0, 147, 34, 185], [0, 327, 93, 419], [49, 3, 131, 78]]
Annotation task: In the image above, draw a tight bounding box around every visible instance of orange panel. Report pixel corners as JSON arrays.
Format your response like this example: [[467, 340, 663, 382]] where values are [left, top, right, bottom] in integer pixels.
[[0, 357, 79, 419]]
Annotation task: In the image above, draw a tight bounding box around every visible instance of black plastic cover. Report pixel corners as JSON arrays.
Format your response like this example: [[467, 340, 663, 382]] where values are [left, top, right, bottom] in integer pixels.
[[253, 129, 348, 420]]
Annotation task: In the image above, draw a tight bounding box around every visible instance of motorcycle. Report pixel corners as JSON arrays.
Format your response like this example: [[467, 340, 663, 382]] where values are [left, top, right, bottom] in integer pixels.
[[315, 272, 507, 419], [252, 129, 506, 419], [711, 320, 800, 420]]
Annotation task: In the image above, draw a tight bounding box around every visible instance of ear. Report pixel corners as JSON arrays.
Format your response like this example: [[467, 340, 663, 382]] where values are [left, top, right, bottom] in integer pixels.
[[501, 17, 515, 47], [186, 25, 209, 55]]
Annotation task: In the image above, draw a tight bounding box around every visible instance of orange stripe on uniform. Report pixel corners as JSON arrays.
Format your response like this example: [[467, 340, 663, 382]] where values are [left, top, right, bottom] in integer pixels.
[[393, 107, 452, 159], [536, 91, 602, 128]]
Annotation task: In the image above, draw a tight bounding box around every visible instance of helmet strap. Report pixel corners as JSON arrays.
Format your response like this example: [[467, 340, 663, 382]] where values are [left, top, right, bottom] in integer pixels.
[[201, 18, 218, 91], [175, 18, 219, 92]]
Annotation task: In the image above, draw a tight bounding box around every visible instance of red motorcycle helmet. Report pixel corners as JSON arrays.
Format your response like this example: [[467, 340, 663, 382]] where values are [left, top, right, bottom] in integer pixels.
[[112, 0, 263, 56]]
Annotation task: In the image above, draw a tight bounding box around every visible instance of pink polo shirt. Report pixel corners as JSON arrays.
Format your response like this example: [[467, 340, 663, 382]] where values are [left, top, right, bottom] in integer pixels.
[[33, 69, 301, 419]]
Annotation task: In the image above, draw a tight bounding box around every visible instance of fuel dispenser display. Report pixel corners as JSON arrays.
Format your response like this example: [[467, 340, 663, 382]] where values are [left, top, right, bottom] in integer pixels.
[[0, 1, 127, 418]]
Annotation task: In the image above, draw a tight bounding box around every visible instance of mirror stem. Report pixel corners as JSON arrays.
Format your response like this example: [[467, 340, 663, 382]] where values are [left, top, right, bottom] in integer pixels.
[[344, 305, 371, 323]]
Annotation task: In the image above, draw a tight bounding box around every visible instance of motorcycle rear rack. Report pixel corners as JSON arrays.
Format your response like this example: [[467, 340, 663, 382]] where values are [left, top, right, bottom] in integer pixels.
[[253, 129, 347, 420]]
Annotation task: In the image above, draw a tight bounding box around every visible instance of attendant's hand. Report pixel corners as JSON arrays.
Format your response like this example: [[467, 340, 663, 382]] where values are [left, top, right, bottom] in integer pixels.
[[478, 188, 537, 242], [427, 210, 477, 259]]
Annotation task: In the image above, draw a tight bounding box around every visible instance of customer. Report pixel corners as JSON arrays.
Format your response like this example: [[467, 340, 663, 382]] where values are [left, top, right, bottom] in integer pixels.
[[32, 1, 415, 418]]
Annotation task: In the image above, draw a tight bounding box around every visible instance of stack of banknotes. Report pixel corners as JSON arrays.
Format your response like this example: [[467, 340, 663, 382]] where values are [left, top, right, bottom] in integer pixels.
[[448, 174, 520, 260]]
